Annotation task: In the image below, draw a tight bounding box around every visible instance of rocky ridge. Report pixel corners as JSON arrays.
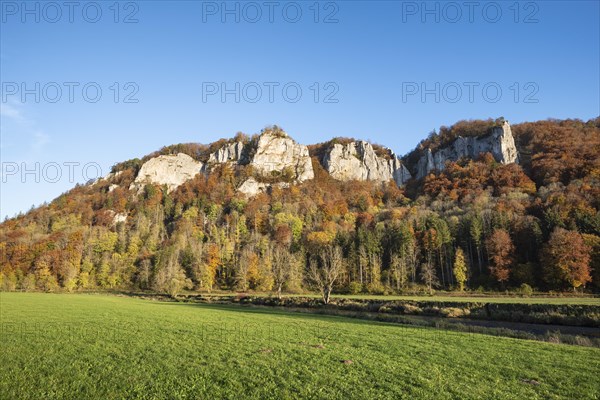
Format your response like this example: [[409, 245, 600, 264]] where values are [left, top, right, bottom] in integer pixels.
[[123, 122, 519, 197], [415, 121, 518, 179], [322, 141, 412, 186]]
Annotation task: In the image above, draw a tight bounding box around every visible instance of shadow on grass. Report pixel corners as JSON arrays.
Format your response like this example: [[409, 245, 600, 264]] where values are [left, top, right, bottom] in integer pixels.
[[147, 300, 451, 335], [146, 300, 600, 344]]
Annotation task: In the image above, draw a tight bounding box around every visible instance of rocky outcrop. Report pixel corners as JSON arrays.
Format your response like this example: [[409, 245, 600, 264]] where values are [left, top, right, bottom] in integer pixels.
[[208, 141, 245, 164], [130, 153, 204, 193], [113, 212, 128, 225], [129, 131, 314, 196], [250, 132, 314, 182], [205, 131, 313, 196], [237, 177, 291, 197], [237, 177, 269, 197], [322, 141, 412, 186], [125, 122, 517, 196], [104, 210, 127, 226], [415, 121, 518, 179]]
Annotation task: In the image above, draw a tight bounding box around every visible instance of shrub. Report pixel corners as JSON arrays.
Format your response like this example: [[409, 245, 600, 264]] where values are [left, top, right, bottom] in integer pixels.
[[347, 281, 362, 295], [518, 283, 534, 297], [440, 307, 470, 318], [378, 306, 392, 313], [398, 303, 420, 314], [366, 283, 385, 295]]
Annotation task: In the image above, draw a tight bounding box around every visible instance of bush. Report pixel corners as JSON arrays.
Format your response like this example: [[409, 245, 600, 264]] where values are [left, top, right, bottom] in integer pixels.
[[401, 303, 422, 315], [518, 283, 534, 297], [440, 307, 470, 318], [347, 281, 362, 295], [366, 283, 385, 295]]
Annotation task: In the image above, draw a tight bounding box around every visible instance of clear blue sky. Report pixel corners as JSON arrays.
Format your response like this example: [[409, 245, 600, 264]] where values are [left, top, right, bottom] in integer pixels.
[[1, 0, 599, 219]]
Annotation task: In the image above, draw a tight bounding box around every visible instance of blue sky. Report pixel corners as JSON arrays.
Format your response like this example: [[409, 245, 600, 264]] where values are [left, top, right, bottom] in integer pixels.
[[1, 0, 599, 219]]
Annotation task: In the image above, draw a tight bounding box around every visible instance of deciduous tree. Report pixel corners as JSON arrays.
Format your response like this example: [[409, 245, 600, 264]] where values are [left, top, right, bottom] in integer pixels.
[[308, 246, 344, 304], [486, 229, 514, 284], [542, 228, 592, 290], [453, 248, 468, 291]]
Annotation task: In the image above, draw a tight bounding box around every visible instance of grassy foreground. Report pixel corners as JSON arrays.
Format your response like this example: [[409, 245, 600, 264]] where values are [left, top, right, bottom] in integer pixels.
[[1, 293, 599, 399]]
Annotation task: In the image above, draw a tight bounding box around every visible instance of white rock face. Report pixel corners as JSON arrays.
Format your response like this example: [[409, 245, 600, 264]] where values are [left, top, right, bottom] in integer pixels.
[[323, 141, 412, 186], [416, 121, 518, 179], [238, 178, 291, 197], [130, 153, 204, 193], [250, 132, 314, 182], [237, 177, 269, 197], [103, 170, 124, 181], [104, 210, 127, 226], [208, 141, 245, 164], [113, 212, 127, 225]]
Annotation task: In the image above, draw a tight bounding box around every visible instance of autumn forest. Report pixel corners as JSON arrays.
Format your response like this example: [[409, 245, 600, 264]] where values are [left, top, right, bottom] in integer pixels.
[[1, 117, 599, 298]]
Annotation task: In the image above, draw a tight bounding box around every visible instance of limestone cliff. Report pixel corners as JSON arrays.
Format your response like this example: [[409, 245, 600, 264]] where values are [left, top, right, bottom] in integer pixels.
[[131, 130, 314, 197], [415, 121, 518, 179], [206, 130, 314, 196], [207, 141, 245, 164], [127, 120, 518, 197], [322, 141, 412, 186], [130, 153, 204, 193], [250, 132, 314, 182]]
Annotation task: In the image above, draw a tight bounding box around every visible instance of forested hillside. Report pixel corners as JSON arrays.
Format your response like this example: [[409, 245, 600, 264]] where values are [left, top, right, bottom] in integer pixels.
[[1, 118, 599, 297]]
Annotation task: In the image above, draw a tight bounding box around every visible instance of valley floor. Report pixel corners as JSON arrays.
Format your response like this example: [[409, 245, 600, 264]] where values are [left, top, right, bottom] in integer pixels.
[[1, 293, 599, 399]]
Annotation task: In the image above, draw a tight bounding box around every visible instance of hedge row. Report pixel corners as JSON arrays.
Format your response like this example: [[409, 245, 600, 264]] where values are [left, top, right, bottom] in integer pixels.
[[182, 295, 600, 328]]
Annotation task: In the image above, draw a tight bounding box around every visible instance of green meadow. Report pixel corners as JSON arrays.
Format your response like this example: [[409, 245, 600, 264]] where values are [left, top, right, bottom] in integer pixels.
[[1, 293, 599, 399]]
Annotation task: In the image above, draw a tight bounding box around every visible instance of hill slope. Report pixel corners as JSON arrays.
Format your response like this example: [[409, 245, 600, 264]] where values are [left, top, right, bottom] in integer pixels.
[[1, 118, 599, 295]]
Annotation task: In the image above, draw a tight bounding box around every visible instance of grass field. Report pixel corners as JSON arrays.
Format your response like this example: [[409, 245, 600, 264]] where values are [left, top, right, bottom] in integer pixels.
[[1, 293, 599, 399]]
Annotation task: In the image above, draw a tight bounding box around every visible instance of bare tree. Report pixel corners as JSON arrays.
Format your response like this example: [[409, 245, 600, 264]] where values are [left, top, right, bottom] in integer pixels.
[[153, 247, 192, 298], [271, 244, 294, 299], [308, 246, 344, 304], [419, 262, 439, 295], [236, 245, 255, 291], [391, 253, 408, 292]]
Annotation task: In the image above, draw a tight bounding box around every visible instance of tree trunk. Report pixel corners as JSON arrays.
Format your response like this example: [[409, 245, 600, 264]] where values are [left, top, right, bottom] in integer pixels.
[[438, 251, 445, 288], [324, 286, 331, 304]]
